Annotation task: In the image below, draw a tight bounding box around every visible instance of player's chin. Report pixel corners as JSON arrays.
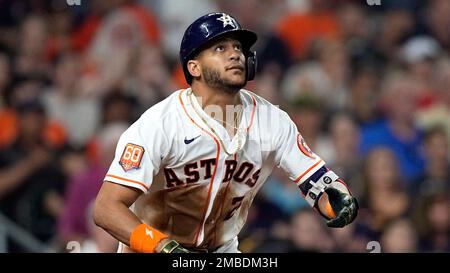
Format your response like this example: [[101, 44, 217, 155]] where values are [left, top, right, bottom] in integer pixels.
[[225, 72, 246, 86]]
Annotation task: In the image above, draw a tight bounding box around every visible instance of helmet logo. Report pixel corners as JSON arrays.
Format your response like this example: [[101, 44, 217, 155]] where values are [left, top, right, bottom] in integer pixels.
[[217, 14, 236, 28]]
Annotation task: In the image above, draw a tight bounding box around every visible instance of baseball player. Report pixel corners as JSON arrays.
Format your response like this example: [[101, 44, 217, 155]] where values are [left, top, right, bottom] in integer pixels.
[[93, 12, 358, 253]]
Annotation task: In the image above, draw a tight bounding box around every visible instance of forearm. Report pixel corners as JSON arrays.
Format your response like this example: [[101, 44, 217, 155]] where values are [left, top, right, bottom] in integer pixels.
[[93, 201, 184, 253], [93, 182, 190, 253], [93, 197, 142, 245]]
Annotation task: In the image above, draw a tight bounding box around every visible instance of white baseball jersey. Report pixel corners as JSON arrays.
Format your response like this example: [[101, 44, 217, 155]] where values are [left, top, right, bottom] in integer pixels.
[[104, 88, 325, 252]]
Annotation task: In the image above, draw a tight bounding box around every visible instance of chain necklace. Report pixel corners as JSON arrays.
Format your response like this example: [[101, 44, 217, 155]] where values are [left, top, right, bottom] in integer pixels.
[[188, 89, 247, 155], [211, 105, 243, 132]]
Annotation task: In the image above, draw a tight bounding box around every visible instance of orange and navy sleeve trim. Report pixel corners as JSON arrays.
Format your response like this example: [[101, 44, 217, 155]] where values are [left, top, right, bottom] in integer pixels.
[[104, 174, 149, 192], [294, 159, 324, 184], [297, 165, 351, 199]]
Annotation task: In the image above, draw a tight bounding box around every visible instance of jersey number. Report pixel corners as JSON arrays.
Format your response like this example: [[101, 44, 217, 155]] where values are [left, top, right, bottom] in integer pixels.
[[224, 196, 245, 221]]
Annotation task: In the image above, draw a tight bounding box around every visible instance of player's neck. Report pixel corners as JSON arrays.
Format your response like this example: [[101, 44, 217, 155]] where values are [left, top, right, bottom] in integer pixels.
[[190, 83, 241, 112]]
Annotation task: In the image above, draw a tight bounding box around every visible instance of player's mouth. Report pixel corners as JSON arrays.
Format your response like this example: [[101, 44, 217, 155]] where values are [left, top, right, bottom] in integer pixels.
[[226, 65, 244, 72]]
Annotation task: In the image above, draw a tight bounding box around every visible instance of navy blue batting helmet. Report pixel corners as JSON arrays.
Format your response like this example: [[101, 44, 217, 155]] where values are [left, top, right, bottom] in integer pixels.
[[179, 12, 258, 84]]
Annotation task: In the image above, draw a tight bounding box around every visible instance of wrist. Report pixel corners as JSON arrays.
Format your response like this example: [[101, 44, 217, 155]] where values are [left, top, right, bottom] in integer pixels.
[[129, 224, 168, 253]]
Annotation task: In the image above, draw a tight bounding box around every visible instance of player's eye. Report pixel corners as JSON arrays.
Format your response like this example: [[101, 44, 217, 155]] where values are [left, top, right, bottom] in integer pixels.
[[215, 45, 225, 52], [234, 44, 242, 51]]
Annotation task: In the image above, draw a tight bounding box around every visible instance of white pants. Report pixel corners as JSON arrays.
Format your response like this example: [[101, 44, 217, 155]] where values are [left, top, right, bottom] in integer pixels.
[[213, 236, 240, 253]]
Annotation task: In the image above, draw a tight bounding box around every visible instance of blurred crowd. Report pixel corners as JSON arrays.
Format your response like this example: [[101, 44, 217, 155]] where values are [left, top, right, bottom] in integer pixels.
[[0, 0, 449, 253]]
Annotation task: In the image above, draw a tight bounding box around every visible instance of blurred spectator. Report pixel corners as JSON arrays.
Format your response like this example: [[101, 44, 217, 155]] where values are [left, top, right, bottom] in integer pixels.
[[337, 3, 371, 43], [45, 9, 74, 62], [246, 207, 335, 253], [0, 73, 66, 149], [358, 148, 410, 234], [348, 63, 381, 126], [281, 39, 350, 112], [0, 1, 52, 28], [416, 0, 450, 51], [416, 58, 450, 147], [275, 0, 341, 60], [400, 36, 441, 108], [0, 50, 13, 145], [5, 73, 49, 109], [286, 95, 331, 158], [80, 91, 137, 164], [59, 147, 88, 186], [378, 0, 422, 12], [326, 112, 362, 194], [359, 71, 425, 183], [150, 0, 217, 60], [410, 126, 449, 198], [374, 7, 415, 62], [329, 223, 368, 252], [124, 45, 176, 114], [413, 193, 450, 252], [57, 122, 127, 252], [239, 199, 289, 253], [287, 208, 334, 252], [14, 15, 51, 78], [380, 218, 419, 253], [260, 168, 309, 217], [70, 0, 122, 53], [80, 1, 160, 97], [43, 52, 100, 148], [0, 50, 11, 108], [0, 100, 66, 249], [100, 91, 138, 126]]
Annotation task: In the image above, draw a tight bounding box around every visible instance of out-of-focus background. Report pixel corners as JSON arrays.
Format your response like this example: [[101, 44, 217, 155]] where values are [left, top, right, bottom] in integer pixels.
[[0, 0, 449, 253]]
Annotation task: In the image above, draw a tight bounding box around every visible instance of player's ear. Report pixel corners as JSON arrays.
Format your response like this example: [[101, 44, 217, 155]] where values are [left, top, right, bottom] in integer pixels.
[[187, 59, 201, 78]]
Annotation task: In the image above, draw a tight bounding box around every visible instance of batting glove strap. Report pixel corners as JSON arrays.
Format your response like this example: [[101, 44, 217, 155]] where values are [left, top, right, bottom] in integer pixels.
[[160, 240, 190, 253], [300, 169, 340, 207]]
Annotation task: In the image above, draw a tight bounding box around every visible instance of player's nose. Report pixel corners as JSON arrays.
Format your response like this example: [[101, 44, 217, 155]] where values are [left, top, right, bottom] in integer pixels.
[[228, 50, 240, 61], [228, 54, 245, 71], [227, 46, 242, 60]]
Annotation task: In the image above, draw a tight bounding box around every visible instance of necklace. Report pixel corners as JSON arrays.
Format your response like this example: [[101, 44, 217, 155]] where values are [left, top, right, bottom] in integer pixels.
[[211, 105, 243, 132], [188, 89, 247, 155]]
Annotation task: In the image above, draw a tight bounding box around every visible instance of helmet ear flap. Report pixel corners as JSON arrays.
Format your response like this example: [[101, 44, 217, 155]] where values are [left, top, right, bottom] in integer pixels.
[[246, 51, 257, 81]]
